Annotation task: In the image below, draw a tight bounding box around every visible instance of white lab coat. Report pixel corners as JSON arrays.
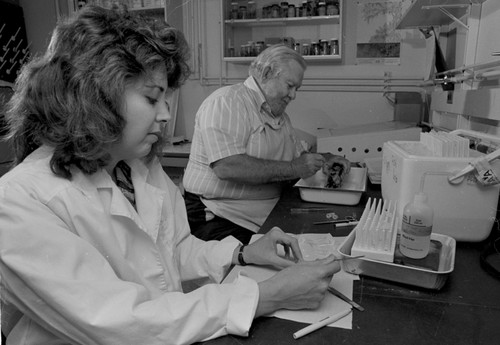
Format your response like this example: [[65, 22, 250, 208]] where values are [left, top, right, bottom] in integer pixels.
[[0, 146, 259, 345]]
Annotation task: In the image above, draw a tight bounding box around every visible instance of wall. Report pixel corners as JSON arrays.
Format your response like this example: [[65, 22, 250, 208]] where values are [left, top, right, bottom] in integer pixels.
[[174, 0, 429, 142], [14, 1, 437, 143], [19, 0, 58, 57]]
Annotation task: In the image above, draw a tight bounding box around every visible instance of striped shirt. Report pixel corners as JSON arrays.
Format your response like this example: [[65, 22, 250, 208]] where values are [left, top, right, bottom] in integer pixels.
[[183, 76, 302, 231]]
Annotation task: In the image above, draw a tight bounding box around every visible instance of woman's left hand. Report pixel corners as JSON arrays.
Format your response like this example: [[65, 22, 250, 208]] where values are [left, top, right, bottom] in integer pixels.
[[243, 227, 303, 269]]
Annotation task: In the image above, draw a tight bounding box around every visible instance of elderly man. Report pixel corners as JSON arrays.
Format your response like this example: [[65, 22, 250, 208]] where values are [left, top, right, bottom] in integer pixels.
[[183, 44, 349, 244]]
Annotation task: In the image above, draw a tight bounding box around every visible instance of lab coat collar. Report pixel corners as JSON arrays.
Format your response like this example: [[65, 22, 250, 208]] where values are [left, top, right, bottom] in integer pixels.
[[72, 158, 165, 242]]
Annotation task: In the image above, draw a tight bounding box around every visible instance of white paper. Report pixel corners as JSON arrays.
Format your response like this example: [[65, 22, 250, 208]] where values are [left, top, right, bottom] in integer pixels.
[[223, 234, 359, 330]]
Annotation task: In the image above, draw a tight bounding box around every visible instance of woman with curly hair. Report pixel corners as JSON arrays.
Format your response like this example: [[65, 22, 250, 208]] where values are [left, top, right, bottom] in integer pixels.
[[0, 5, 340, 345]]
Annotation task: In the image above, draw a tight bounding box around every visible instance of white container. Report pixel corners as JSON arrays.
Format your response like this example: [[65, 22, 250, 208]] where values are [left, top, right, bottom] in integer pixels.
[[400, 192, 433, 258], [381, 140, 500, 242], [317, 121, 421, 162], [294, 167, 367, 205]]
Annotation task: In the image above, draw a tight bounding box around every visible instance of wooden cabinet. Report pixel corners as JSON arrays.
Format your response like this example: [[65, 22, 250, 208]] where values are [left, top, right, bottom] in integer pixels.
[[221, 0, 343, 63]]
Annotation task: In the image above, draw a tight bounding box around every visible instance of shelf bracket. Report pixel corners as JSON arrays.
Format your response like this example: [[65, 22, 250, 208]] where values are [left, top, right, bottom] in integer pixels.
[[422, 4, 469, 30]]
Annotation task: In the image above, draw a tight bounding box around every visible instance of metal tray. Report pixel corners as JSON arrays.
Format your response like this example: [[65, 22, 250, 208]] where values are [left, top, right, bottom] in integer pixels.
[[338, 230, 456, 290], [293, 167, 367, 205]]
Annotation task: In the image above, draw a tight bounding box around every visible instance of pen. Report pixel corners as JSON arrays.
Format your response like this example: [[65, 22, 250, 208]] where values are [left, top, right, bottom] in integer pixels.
[[313, 220, 359, 227], [291, 207, 336, 214], [293, 308, 352, 339]]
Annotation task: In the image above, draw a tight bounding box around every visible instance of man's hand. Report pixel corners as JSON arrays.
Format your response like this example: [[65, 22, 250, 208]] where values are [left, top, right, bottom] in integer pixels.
[[290, 153, 326, 179]]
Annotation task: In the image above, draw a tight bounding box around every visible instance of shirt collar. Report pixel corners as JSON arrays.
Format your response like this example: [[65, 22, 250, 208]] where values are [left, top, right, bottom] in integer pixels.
[[244, 76, 285, 128]]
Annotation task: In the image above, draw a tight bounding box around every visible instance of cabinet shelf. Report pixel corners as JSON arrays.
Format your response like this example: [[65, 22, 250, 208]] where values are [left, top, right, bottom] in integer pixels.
[[223, 54, 341, 63], [224, 15, 340, 27], [222, 0, 343, 63], [129, 6, 164, 11]]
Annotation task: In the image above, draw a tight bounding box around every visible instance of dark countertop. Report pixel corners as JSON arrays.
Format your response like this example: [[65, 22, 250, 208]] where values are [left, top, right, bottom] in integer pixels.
[[199, 182, 500, 345]]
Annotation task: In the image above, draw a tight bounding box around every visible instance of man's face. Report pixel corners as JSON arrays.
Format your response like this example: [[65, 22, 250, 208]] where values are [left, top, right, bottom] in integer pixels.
[[259, 60, 304, 117]]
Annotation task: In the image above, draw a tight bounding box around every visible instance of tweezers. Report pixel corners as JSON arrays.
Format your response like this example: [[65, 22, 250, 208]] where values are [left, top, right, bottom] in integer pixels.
[[328, 286, 365, 312]]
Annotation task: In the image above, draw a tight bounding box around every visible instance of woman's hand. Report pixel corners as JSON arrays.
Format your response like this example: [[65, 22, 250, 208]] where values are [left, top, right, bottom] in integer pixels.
[[243, 227, 304, 269], [255, 255, 341, 317]]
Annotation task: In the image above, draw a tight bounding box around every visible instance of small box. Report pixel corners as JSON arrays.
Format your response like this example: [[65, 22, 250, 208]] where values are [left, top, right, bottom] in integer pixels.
[[381, 139, 500, 242], [317, 121, 421, 162]]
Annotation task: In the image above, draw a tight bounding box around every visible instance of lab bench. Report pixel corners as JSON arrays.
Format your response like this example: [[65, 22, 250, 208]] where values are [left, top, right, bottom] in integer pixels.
[[199, 182, 500, 345]]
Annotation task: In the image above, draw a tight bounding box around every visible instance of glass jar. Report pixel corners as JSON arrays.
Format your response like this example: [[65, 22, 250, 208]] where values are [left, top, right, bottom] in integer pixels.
[[288, 4, 296, 18], [330, 38, 339, 55], [307, 0, 315, 16], [320, 39, 328, 55], [293, 42, 302, 54], [230, 2, 239, 20], [301, 1, 308, 17], [247, 0, 256, 18], [311, 41, 320, 55], [271, 4, 280, 18], [255, 41, 265, 55], [280, 2, 289, 17], [317, 2, 326, 16], [302, 43, 310, 56], [247, 41, 256, 56], [326, 2, 339, 15], [239, 6, 247, 19], [240, 44, 248, 57], [261, 6, 268, 18]]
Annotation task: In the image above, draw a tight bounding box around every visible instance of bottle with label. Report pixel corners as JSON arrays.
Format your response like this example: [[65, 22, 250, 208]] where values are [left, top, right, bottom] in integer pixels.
[[330, 38, 339, 55], [399, 192, 434, 259]]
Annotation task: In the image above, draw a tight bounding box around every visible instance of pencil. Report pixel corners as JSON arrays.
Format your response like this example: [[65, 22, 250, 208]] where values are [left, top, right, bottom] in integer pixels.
[[293, 308, 352, 339]]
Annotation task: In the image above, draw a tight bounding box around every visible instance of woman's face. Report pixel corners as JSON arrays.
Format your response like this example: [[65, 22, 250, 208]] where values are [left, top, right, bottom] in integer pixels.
[[108, 70, 171, 166]]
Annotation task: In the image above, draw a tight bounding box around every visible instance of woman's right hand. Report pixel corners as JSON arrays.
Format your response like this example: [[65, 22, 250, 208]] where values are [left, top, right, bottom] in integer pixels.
[[255, 255, 341, 317]]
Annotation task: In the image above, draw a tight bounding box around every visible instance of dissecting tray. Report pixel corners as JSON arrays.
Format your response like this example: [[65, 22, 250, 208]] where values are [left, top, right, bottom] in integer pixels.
[[338, 229, 456, 290], [294, 167, 367, 205]]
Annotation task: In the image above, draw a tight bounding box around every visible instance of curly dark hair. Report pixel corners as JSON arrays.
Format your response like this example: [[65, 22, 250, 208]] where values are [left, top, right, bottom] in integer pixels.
[[4, 5, 191, 179]]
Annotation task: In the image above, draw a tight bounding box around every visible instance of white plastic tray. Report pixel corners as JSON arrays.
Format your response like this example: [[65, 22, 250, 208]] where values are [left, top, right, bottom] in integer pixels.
[[294, 167, 367, 205], [338, 230, 456, 290]]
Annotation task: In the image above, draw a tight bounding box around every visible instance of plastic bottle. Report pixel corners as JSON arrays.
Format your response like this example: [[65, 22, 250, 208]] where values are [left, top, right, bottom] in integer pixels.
[[399, 192, 433, 259]]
